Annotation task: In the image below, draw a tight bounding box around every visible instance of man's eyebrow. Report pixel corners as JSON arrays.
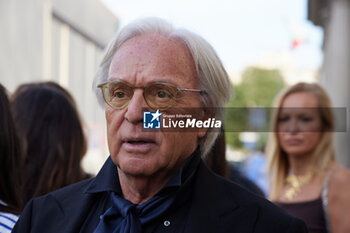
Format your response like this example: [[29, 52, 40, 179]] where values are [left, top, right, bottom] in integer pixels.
[[149, 80, 177, 86], [107, 77, 179, 87]]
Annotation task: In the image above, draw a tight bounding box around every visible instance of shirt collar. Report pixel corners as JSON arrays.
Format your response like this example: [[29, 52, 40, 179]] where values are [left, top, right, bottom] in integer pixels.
[[162, 147, 201, 190], [84, 147, 201, 195]]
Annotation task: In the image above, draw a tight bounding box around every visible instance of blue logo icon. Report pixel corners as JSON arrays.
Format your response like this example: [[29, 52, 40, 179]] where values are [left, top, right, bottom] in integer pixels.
[[143, 110, 161, 129]]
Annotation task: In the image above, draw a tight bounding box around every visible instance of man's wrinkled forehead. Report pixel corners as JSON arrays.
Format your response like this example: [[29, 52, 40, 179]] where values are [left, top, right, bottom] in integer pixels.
[[120, 33, 186, 52], [108, 34, 199, 85]]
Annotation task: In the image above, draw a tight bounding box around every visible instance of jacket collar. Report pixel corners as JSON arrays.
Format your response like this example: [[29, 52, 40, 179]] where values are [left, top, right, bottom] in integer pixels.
[[84, 147, 201, 195], [84, 157, 122, 194]]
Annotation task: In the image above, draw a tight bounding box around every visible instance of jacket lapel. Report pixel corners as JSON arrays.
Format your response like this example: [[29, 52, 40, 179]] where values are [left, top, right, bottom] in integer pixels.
[[51, 191, 99, 233], [39, 182, 106, 233], [184, 162, 259, 233]]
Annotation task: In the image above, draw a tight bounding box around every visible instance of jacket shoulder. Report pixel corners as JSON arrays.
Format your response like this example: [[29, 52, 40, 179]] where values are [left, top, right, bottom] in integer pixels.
[[191, 162, 307, 233], [13, 178, 97, 233], [46, 178, 94, 201]]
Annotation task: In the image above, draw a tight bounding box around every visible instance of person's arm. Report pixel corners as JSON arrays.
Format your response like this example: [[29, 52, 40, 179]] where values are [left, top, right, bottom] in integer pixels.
[[12, 199, 34, 233], [328, 166, 350, 233]]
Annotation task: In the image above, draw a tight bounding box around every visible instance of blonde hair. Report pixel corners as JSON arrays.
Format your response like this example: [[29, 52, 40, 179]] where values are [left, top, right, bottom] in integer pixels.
[[266, 82, 336, 200]]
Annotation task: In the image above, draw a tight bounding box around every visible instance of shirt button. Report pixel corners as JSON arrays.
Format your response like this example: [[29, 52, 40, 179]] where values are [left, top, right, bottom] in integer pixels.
[[163, 220, 171, 227]]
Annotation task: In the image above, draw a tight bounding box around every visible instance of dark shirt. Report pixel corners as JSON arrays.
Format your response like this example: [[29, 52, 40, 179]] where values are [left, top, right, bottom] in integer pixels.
[[276, 197, 327, 233], [80, 148, 201, 233]]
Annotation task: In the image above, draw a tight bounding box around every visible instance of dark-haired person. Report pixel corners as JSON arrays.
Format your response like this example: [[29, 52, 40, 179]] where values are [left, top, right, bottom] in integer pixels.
[[11, 82, 91, 205], [14, 18, 307, 233], [0, 84, 23, 232]]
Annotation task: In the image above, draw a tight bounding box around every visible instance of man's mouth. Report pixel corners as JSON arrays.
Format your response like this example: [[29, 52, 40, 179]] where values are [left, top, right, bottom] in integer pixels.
[[123, 138, 156, 144], [122, 138, 157, 152]]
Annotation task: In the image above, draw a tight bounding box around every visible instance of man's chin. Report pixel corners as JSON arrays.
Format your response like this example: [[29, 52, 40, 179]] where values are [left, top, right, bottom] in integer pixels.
[[117, 158, 158, 177]]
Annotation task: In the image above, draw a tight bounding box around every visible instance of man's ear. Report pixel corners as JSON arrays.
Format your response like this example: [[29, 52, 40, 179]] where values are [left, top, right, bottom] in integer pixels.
[[197, 107, 213, 138]]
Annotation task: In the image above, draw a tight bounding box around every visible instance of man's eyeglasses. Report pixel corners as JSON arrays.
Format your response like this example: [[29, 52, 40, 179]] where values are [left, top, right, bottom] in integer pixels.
[[98, 81, 205, 110]]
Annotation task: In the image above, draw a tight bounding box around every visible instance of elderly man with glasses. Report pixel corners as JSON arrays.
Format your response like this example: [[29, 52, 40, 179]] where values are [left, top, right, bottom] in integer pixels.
[[13, 18, 307, 233]]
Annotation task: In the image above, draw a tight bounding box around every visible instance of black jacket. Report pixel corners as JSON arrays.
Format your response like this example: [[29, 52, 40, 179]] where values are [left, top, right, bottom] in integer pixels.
[[13, 158, 307, 233]]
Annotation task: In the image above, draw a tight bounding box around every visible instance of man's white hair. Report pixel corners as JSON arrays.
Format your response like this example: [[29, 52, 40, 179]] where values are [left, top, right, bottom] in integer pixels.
[[93, 17, 231, 157]]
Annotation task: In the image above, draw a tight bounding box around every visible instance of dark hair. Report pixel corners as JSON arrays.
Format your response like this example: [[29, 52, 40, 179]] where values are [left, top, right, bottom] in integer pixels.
[[204, 127, 228, 177], [205, 127, 265, 197], [11, 82, 90, 204], [0, 84, 23, 214]]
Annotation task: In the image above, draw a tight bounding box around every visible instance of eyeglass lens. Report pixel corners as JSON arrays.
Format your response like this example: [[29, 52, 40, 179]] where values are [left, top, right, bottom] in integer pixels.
[[103, 82, 176, 109]]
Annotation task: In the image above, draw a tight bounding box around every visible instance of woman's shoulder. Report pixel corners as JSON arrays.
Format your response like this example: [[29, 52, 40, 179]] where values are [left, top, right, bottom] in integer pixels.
[[329, 163, 350, 186], [327, 162, 350, 203]]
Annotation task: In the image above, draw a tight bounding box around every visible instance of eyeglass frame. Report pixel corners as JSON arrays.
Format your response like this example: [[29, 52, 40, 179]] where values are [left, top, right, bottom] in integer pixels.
[[97, 80, 206, 110]]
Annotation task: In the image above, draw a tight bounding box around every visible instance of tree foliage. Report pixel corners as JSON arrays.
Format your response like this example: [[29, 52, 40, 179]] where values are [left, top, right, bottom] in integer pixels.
[[224, 67, 286, 148]]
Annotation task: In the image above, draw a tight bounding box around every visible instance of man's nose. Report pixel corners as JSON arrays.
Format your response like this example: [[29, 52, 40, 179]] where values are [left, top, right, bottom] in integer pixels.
[[124, 89, 149, 124]]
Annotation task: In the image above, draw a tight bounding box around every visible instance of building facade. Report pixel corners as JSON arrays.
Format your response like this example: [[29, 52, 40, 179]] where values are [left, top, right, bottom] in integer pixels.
[[308, 0, 350, 167], [0, 0, 118, 173]]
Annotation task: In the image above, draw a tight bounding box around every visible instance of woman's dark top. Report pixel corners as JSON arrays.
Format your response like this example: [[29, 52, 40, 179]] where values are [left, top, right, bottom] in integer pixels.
[[276, 197, 327, 233]]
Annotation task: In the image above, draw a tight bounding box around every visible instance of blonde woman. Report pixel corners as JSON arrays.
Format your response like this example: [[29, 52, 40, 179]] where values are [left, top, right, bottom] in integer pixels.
[[266, 82, 350, 233]]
